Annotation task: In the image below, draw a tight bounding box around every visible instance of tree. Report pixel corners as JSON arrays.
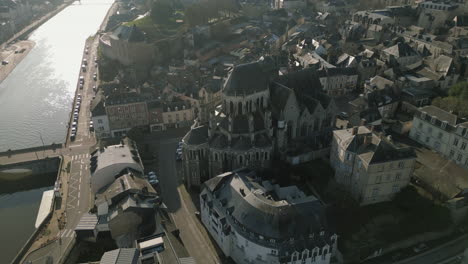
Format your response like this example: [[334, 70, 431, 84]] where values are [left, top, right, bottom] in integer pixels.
[[151, 0, 174, 24]]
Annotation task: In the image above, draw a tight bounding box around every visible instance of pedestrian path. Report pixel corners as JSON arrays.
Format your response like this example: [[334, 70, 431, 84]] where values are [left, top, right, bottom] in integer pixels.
[[71, 153, 90, 160], [59, 229, 75, 238]]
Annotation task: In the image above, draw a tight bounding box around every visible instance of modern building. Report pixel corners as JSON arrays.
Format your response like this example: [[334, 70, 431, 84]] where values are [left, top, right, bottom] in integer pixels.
[[200, 169, 338, 264], [99, 248, 140, 264], [94, 172, 158, 247], [90, 138, 144, 193], [330, 126, 416, 205], [409, 105, 468, 170], [182, 58, 337, 187]]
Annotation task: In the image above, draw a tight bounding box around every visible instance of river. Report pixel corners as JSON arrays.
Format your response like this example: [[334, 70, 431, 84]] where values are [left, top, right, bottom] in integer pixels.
[[0, 0, 113, 262], [0, 0, 114, 152]]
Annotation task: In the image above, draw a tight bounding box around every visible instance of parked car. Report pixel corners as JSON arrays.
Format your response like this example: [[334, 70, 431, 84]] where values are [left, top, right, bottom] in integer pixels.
[[413, 243, 428, 253], [70, 133, 76, 141], [72, 121, 77, 127], [82, 65, 86, 72], [176, 153, 182, 161], [338, 112, 349, 119], [1, 60, 8, 65], [149, 179, 159, 185], [83, 59, 88, 65], [89, 121, 94, 131], [93, 73, 97, 81], [85, 49, 89, 54]]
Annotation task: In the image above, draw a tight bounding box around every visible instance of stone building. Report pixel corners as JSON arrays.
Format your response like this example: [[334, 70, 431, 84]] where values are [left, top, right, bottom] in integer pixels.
[[409, 105, 468, 170], [99, 25, 155, 67], [330, 126, 416, 205], [182, 58, 337, 187], [105, 93, 149, 137], [200, 169, 338, 264]]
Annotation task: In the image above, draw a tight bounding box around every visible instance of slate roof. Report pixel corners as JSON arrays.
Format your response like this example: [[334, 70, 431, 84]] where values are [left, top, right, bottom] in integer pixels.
[[317, 67, 358, 77], [203, 170, 333, 249], [335, 127, 416, 164], [91, 93, 106, 116], [419, 105, 458, 126], [384, 42, 419, 58], [111, 25, 146, 42], [223, 58, 276, 96], [100, 248, 139, 264], [183, 125, 209, 145]]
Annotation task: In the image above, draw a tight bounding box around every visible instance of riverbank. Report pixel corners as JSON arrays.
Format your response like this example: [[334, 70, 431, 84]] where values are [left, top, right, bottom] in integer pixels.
[[0, 0, 74, 84], [0, 40, 35, 84], [1, 1, 74, 48]]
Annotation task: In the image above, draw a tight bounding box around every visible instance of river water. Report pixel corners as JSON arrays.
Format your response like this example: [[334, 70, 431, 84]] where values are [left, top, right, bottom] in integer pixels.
[[0, 0, 114, 152], [0, 0, 113, 262]]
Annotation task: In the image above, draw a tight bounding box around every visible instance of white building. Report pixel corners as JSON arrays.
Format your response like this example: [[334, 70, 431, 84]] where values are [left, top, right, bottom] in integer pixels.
[[331, 126, 416, 205], [90, 138, 144, 193], [91, 94, 111, 139], [317, 67, 358, 97], [200, 169, 338, 264], [410, 105, 468, 170]]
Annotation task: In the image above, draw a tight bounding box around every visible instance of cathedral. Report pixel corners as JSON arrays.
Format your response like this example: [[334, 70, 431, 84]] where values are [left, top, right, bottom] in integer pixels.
[[182, 57, 337, 187]]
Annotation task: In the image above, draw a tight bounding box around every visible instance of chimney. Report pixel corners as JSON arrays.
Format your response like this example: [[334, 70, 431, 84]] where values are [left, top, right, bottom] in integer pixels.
[[248, 114, 254, 133], [364, 134, 372, 145], [352, 126, 359, 135], [360, 118, 367, 126], [228, 115, 233, 132], [370, 125, 374, 132]]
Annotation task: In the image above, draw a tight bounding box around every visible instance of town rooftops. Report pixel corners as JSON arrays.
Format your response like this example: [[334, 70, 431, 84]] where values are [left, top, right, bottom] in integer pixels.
[[383, 42, 419, 58], [92, 141, 143, 175], [95, 173, 156, 206], [100, 248, 139, 264], [106, 92, 146, 106], [334, 126, 416, 163], [419, 105, 458, 126]]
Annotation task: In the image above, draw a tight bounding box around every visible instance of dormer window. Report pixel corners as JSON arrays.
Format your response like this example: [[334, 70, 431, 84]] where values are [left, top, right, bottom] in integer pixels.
[[421, 111, 427, 119], [441, 121, 447, 129], [430, 116, 436, 124]]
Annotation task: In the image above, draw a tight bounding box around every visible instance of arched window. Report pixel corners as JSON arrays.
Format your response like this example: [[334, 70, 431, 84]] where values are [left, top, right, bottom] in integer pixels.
[[256, 152, 259, 161], [260, 97, 264, 109], [214, 153, 218, 161], [239, 155, 243, 165], [230, 101, 234, 114], [238, 102, 242, 115]]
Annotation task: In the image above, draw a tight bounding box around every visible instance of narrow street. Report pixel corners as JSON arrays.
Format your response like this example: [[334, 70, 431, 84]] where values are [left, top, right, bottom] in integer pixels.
[[156, 138, 222, 264]]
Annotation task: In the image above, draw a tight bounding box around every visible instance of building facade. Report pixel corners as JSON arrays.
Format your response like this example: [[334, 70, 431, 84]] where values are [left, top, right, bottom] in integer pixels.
[[200, 169, 338, 264], [105, 93, 149, 137], [330, 126, 416, 205], [409, 105, 468, 170], [182, 58, 337, 187], [318, 67, 358, 97]]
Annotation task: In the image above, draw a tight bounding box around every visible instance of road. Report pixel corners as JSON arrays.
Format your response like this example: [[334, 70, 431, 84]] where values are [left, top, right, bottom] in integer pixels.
[[156, 138, 222, 264], [21, 36, 99, 264], [393, 234, 468, 264]]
